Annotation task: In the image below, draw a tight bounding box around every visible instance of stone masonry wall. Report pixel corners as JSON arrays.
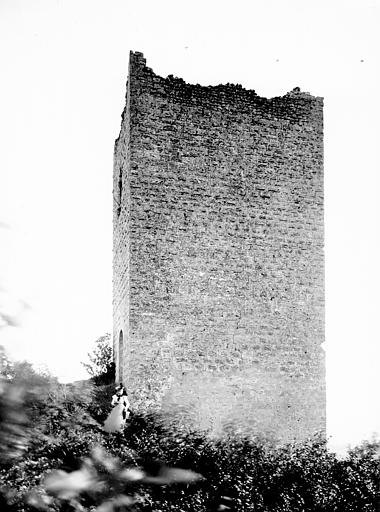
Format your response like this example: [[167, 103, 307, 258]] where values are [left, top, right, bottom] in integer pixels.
[[113, 51, 325, 442]]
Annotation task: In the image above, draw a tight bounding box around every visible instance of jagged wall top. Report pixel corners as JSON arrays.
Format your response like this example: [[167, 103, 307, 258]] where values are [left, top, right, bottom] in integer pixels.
[[127, 51, 322, 123]]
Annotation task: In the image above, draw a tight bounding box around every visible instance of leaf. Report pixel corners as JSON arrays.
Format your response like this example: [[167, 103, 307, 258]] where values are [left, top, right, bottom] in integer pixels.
[[142, 466, 204, 485], [119, 467, 145, 482], [44, 468, 97, 499], [91, 445, 119, 473], [24, 490, 53, 511], [96, 495, 135, 512]]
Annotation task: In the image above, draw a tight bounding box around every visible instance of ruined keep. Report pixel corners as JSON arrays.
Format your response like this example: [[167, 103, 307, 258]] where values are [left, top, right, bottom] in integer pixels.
[[113, 51, 325, 442]]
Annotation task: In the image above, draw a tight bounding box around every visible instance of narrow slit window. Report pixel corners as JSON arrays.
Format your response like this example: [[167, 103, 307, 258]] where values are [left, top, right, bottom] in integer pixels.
[[118, 330, 124, 381], [117, 168, 122, 216]]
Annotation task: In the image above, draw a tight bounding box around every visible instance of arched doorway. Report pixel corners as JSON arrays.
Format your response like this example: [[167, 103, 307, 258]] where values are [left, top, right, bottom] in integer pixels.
[[118, 330, 124, 382]]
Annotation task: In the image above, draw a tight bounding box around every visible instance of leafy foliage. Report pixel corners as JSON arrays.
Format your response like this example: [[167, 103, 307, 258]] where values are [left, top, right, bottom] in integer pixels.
[[81, 334, 115, 385], [0, 379, 28, 464], [0, 349, 380, 511]]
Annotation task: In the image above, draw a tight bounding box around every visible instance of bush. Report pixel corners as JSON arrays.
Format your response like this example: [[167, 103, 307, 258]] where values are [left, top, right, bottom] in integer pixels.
[[81, 334, 115, 386], [1, 355, 379, 511], [85, 383, 117, 424]]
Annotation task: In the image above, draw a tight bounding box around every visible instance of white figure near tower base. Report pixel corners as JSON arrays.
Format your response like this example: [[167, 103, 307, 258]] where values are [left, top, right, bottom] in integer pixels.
[[103, 383, 130, 433]]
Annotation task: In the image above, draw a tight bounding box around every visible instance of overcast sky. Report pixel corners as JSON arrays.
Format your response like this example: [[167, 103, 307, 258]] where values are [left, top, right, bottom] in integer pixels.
[[0, 0, 379, 453]]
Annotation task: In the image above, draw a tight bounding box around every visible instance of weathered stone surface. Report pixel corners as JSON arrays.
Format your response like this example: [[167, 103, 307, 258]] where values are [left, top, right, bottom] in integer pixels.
[[113, 51, 325, 442]]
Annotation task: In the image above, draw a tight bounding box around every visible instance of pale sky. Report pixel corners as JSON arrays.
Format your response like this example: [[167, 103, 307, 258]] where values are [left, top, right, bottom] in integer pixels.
[[0, 0, 379, 453]]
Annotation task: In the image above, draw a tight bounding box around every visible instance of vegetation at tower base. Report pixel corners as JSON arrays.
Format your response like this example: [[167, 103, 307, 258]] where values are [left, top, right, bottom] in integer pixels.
[[1, 352, 379, 511]]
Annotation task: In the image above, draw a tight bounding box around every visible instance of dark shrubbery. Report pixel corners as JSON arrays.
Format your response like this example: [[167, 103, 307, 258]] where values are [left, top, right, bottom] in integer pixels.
[[119, 413, 380, 511], [1, 356, 380, 511]]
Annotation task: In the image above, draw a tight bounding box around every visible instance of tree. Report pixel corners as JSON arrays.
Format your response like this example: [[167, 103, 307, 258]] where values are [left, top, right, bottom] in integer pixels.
[[81, 333, 115, 385]]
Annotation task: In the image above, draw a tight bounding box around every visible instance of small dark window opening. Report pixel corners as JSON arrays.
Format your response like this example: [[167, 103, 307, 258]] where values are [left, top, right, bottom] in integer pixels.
[[117, 168, 122, 216], [118, 330, 124, 382]]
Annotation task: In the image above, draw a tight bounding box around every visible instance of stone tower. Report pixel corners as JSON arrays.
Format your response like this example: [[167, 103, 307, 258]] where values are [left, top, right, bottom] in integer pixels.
[[113, 51, 325, 442]]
